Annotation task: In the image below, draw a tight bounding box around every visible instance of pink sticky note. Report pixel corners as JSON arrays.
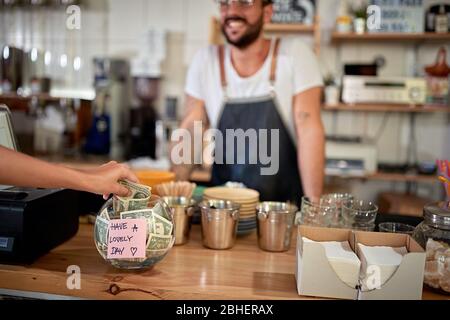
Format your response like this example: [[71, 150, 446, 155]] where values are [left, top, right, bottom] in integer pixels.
[[107, 219, 147, 260]]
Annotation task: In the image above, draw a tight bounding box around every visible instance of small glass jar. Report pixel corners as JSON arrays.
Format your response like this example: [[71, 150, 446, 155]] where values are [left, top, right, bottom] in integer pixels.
[[296, 197, 337, 227], [320, 193, 354, 228], [378, 222, 416, 235], [342, 200, 378, 231], [412, 202, 450, 295]]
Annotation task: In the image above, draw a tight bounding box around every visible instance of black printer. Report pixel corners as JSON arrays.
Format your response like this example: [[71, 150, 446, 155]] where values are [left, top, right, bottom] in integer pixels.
[[0, 105, 82, 264], [0, 188, 79, 264]]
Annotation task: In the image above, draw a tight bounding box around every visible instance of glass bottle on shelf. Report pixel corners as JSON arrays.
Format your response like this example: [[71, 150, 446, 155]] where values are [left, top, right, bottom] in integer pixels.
[[435, 5, 449, 33]]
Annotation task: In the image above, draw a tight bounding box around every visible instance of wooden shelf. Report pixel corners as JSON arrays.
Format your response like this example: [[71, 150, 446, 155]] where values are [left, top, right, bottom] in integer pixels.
[[0, 93, 57, 100], [189, 168, 439, 184], [323, 103, 450, 113], [0, 93, 93, 112], [0, 94, 57, 112], [332, 32, 450, 43], [368, 172, 438, 183], [328, 172, 438, 183], [264, 23, 315, 33]]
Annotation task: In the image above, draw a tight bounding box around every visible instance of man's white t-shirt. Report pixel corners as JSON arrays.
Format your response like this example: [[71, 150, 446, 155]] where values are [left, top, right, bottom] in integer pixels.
[[185, 37, 323, 142]]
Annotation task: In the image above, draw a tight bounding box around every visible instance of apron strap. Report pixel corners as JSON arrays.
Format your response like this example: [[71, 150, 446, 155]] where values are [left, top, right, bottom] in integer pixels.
[[269, 38, 281, 88], [218, 45, 227, 92]]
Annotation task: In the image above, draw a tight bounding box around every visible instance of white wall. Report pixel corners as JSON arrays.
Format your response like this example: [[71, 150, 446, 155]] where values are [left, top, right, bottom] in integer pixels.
[[0, 2, 110, 95]]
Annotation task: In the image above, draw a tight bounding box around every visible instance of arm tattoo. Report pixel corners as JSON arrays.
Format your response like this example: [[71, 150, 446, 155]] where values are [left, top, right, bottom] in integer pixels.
[[297, 111, 311, 122]]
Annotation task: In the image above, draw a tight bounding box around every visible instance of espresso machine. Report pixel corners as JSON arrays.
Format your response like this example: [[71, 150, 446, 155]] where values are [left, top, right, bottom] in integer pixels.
[[125, 76, 159, 160], [0, 46, 25, 94], [23, 48, 51, 94]]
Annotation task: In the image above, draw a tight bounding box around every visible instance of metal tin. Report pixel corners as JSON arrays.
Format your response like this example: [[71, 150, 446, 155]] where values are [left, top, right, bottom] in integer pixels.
[[199, 200, 240, 250], [163, 197, 196, 246], [257, 202, 298, 252]]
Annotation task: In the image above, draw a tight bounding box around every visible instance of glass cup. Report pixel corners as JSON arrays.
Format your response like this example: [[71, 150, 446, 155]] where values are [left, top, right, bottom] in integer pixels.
[[320, 193, 354, 228], [379, 222, 416, 235], [296, 197, 337, 228], [342, 200, 378, 231]]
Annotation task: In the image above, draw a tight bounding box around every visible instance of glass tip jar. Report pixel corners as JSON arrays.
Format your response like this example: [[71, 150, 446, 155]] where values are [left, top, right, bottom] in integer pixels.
[[94, 195, 175, 270]]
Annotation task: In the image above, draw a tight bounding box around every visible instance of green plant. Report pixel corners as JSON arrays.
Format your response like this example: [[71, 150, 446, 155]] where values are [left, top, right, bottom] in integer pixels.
[[351, 0, 368, 19], [353, 7, 367, 19], [324, 73, 337, 87]]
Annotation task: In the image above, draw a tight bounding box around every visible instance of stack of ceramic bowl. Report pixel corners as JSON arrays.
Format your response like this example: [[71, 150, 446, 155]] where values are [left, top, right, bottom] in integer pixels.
[[203, 187, 259, 236]]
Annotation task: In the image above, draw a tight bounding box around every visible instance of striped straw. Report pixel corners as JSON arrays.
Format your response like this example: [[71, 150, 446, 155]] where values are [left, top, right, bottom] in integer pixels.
[[437, 160, 450, 201]]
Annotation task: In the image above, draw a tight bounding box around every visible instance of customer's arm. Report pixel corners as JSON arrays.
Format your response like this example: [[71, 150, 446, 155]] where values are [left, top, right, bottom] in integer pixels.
[[293, 87, 325, 201], [0, 146, 137, 197], [170, 94, 209, 181]]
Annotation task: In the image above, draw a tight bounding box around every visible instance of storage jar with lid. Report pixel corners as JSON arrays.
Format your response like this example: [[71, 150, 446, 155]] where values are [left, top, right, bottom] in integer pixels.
[[412, 202, 450, 295]]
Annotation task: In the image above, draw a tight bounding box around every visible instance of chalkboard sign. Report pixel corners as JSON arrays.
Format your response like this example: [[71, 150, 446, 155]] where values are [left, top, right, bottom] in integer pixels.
[[369, 0, 425, 33], [271, 0, 316, 25]]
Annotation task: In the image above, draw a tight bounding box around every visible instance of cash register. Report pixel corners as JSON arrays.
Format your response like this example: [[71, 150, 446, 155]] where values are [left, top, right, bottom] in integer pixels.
[[0, 105, 79, 264]]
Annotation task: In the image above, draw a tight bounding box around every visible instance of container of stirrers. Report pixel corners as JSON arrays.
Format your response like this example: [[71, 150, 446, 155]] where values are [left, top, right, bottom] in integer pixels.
[[155, 181, 197, 198]]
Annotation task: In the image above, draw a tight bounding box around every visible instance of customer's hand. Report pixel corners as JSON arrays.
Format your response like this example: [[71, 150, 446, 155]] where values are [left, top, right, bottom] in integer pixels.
[[80, 161, 139, 199]]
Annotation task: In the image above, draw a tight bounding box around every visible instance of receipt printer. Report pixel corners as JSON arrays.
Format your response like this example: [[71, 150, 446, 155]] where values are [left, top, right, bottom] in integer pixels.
[[0, 188, 79, 264]]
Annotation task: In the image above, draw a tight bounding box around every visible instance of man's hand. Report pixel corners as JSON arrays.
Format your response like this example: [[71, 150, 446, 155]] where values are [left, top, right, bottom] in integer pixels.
[[170, 94, 209, 181], [293, 86, 325, 200]]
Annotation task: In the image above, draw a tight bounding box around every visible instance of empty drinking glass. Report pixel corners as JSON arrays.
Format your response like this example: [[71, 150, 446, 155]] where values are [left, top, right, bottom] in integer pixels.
[[342, 200, 378, 231], [378, 222, 416, 235], [296, 197, 337, 227], [320, 193, 354, 228]]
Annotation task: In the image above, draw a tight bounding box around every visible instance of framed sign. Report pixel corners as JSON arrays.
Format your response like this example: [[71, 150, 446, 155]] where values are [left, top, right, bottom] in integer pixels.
[[271, 0, 316, 25], [369, 0, 425, 33]]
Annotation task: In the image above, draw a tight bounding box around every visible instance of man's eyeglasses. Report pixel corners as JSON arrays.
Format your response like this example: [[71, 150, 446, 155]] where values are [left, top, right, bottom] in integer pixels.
[[216, 0, 256, 8]]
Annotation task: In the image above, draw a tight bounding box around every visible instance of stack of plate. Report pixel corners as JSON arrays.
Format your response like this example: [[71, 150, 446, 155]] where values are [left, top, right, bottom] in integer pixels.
[[203, 187, 259, 235], [237, 216, 257, 236]]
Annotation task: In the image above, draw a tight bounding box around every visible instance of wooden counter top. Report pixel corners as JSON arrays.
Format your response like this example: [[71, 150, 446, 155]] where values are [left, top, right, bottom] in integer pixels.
[[0, 224, 447, 300]]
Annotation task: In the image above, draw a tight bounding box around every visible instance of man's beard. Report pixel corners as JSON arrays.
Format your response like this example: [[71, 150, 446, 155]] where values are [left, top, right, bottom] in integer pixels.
[[221, 15, 264, 49]]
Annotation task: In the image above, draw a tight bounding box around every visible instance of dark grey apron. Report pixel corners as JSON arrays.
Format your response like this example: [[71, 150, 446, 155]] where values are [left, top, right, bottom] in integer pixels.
[[211, 38, 303, 205]]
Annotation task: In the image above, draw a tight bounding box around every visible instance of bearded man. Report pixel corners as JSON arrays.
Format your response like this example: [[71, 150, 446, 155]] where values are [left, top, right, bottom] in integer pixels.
[[172, 0, 325, 204]]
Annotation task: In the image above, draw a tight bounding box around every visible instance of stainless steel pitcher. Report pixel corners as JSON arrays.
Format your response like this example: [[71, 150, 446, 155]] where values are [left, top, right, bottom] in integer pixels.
[[257, 202, 298, 252], [162, 197, 196, 246], [199, 200, 240, 250]]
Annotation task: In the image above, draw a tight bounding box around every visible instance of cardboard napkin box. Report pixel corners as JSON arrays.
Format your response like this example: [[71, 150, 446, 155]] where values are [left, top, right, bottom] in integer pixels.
[[295, 226, 426, 300]]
